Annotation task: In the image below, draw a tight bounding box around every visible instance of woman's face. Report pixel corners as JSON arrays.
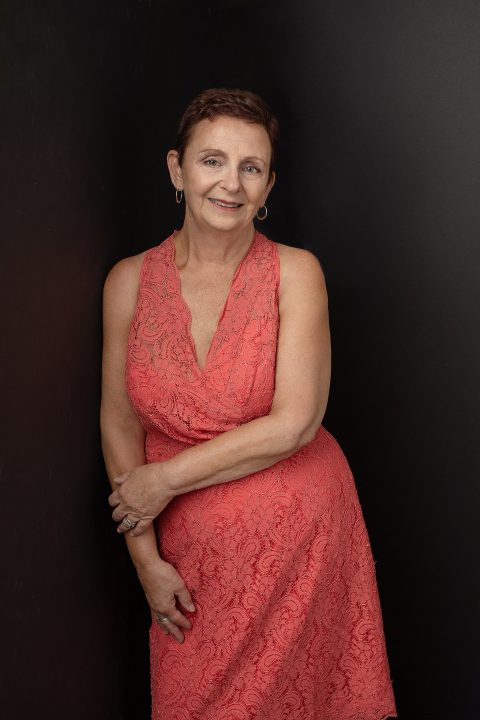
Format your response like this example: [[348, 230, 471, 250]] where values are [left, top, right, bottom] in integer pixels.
[[167, 115, 275, 234]]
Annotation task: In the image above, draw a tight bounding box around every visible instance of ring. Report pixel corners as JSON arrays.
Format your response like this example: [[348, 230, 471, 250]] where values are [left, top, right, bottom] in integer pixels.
[[157, 614, 170, 623], [121, 516, 137, 530]]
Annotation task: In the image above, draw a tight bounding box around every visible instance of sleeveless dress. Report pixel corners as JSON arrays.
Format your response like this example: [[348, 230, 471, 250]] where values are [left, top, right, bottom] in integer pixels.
[[125, 229, 398, 720]]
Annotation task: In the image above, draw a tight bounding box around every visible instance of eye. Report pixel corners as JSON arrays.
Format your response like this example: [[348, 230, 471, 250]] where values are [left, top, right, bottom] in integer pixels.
[[243, 165, 261, 174], [203, 157, 221, 167]]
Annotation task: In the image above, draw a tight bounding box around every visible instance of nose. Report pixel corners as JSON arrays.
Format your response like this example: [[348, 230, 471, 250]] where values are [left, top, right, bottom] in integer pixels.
[[220, 166, 241, 194]]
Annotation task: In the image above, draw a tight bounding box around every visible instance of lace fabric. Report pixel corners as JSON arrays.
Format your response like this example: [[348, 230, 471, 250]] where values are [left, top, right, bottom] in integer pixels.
[[126, 230, 398, 720]]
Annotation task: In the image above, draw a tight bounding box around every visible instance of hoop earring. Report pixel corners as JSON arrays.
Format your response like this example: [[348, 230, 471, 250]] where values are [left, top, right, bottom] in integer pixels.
[[256, 204, 268, 221], [175, 189, 183, 204]]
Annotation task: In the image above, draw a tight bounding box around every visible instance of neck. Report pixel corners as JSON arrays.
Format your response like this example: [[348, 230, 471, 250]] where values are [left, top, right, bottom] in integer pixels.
[[174, 214, 256, 267]]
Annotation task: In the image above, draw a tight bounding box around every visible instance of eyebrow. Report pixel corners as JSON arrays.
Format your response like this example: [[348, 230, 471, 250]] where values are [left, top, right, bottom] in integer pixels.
[[198, 148, 266, 165]]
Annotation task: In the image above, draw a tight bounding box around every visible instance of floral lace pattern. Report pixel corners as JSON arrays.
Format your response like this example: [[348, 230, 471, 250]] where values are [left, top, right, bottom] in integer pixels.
[[126, 230, 398, 720]]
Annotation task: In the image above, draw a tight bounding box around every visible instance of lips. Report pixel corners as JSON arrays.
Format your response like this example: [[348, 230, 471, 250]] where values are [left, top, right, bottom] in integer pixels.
[[208, 198, 243, 208]]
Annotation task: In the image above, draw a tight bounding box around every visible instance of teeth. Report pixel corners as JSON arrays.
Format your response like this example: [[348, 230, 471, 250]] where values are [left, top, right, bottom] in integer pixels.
[[211, 199, 241, 208]]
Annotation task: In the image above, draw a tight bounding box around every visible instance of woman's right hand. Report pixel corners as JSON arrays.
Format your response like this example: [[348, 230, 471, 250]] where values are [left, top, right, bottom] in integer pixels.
[[137, 559, 196, 643]]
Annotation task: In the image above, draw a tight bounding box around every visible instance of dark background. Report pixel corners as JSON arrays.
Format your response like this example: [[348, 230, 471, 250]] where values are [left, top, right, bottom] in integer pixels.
[[2, 1, 479, 718]]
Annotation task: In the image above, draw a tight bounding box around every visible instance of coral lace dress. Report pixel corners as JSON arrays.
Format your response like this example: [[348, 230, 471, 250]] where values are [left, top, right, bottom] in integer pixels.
[[126, 229, 398, 720]]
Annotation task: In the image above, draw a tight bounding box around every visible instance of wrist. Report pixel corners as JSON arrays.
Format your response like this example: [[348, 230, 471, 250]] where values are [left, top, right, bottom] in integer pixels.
[[134, 554, 168, 574], [158, 458, 183, 499], [125, 530, 168, 573]]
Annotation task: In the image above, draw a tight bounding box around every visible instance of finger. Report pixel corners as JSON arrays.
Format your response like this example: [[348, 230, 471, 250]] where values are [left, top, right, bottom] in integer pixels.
[[112, 506, 128, 522], [150, 608, 170, 635], [116, 514, 141, 534], [156, 617, 184, 644], [112, 503, 131, 522], [167, 607, 193, 630], [151, 611, 170, 635], [108, 491, 120, 508], [176, 589, 196, 613], [129, 518, 152, 537]]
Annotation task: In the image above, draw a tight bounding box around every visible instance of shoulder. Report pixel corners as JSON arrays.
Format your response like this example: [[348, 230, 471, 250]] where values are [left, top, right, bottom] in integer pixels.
[[104, 251, 147, 296], [273, 241, 327, 304], [103, 251, 148, 303], [274, 241, 325, 283], [103, 251, 148, 324]]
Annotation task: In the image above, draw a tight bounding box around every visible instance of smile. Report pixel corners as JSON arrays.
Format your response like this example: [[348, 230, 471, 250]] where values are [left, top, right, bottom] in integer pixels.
[[208, 198, 243, 210]]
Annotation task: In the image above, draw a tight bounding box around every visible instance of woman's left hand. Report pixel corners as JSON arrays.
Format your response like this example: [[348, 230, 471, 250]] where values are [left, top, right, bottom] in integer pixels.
[[108, 463, 174, 536]]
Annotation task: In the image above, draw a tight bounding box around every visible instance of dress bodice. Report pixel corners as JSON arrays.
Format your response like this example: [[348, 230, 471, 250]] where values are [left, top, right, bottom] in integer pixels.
[[126, 229, 280, 461]]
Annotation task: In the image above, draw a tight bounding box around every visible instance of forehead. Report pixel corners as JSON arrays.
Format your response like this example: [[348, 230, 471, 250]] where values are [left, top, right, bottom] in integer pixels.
[[186, 116, 271, 159]]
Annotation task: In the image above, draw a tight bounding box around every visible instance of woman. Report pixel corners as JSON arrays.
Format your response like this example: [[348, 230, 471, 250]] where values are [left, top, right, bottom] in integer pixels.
[[101, 88, 397, 720]]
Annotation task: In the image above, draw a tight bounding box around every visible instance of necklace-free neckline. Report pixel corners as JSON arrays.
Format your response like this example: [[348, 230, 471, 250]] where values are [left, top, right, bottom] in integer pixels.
[[168, 229, 259, 374]]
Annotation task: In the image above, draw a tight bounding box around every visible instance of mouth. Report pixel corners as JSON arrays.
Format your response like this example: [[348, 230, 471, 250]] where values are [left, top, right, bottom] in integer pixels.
[[208, 197, 243, 211]]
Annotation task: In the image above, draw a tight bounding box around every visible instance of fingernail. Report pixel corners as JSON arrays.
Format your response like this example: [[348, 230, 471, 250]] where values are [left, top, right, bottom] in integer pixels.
[[188, 603, 195, 612]]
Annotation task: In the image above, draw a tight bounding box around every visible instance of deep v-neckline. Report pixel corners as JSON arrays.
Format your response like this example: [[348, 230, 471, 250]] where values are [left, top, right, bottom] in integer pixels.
[[169, 229, 258, 374]]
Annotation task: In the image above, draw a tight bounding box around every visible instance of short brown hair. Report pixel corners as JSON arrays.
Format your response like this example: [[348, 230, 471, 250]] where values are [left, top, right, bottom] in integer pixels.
[[175, 87, 279, 180]]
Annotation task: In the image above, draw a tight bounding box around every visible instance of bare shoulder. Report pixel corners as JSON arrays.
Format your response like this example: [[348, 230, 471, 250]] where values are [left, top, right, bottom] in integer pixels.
[[103, 251, 148, 324], [104, 251, 147, 295], [274, 241, 327, 301]]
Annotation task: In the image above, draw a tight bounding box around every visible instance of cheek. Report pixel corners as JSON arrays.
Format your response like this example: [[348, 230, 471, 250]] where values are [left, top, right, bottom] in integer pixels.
[[244, 181, 267, 204], [185, 168, 214, 195]]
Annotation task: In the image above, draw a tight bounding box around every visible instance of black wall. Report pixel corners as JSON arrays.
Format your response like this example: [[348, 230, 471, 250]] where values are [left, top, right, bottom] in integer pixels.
[[2, 1, 479, 718]]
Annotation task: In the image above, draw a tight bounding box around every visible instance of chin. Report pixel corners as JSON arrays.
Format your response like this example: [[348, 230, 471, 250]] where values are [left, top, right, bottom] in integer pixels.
[[202, 214, 245, 231]]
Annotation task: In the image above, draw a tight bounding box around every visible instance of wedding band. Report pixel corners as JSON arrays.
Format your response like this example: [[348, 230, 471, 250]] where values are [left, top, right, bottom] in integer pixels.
[[121, 516, 137, 530], [157, 614, 170, 623]]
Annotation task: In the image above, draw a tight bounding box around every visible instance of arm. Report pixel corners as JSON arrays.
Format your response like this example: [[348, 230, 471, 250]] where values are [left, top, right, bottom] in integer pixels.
[[101, 257, 195, 642], [101, 255, 160, 570], [110, 246, 330, 529], [164, 245, 330, 494]]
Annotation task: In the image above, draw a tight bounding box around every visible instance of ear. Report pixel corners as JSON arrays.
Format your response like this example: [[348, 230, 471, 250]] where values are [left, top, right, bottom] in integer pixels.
[[264, 170, 276, 204], [166, 149, 183, 190]]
